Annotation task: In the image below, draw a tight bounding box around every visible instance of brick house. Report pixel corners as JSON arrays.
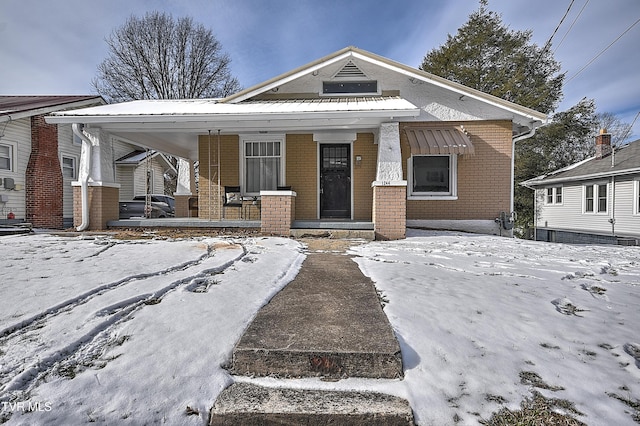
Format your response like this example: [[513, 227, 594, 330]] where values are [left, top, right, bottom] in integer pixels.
[[0, 96, 104, 228], [47, 47, 547, 238]]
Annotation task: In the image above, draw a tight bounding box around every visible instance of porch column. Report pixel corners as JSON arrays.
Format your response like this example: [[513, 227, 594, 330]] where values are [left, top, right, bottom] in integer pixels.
[[260, 190, 296, 236], [173, 157, 195, 217], [372, 122, 406, 240], [73, 127, 120, 230]]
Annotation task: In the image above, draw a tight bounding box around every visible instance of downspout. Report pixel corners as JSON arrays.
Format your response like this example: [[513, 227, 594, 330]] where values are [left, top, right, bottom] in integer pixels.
[[72, 123, 91, 231], [511, 126, 538, 213]]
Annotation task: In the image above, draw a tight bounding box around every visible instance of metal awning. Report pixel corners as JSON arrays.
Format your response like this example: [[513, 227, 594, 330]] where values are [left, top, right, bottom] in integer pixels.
[[405, 126, 475, 156]]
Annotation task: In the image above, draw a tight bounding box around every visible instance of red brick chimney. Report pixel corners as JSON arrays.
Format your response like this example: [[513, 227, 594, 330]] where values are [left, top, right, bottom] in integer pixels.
[[25, 114, 64, 228], [595, 128, 612, 159]]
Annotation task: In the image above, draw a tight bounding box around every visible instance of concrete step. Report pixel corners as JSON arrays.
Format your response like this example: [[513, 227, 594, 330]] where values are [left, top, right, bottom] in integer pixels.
[[229, 253, 403, 379], [209, 382, 414, 426], [290, 228, 375, 240]]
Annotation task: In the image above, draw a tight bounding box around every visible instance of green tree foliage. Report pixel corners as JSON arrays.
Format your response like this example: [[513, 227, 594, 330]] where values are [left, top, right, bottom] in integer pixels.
[[420, 0, 564, 114], [515, 98, 598, 234], [93, 11, 241, 103]]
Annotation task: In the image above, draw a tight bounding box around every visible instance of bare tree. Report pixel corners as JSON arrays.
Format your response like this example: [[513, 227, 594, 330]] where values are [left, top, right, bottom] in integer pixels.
[[596, 112, 633, 146], [93, 11, 241, 102]]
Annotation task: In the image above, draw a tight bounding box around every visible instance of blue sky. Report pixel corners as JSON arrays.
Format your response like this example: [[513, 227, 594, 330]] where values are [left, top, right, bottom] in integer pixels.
[[1, 0, 639, 139]]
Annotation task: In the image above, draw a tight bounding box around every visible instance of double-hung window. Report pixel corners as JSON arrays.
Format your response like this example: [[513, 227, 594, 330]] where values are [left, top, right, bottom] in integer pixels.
[[0, 143, 13, 171], [62, 156, 77, 179], [584, 182, 607, 213], [545, 186, 563, 205], [408, 155, 457, 198], [242, 137, 284, 195]]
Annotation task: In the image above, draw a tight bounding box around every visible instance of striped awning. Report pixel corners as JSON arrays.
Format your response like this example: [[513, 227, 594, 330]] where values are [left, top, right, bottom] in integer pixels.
[[405, 126, 475, 156]]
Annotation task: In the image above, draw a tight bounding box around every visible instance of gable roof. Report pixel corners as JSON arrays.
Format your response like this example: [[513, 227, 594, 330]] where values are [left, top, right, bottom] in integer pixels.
[[0, 95, 105, 122], [115, 149, 177, 173], [222, 46, 547, 129], [523, 139, 640, 187]]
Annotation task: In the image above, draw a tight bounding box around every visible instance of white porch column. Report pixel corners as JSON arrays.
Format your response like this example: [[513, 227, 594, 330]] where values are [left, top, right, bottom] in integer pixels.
[[72, 127, 119, 230], [174, 157, 195, 217], [372, 122, 407, 240]]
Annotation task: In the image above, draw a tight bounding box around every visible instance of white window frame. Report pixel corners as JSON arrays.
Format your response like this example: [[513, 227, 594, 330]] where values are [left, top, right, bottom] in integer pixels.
[[0, 142, 16, 172], [583, 182, 608, 214], [61, 155, 78, 180], [239, 135, 286, 196], [634, 178, 640, 216], [408, 154, 458, 200], [544, 186, 563, 205]]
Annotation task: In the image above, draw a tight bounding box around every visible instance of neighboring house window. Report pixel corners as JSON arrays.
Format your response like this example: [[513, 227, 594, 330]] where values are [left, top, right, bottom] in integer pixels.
[[545, 186, 563, 205], [635, 179, 640, 215], [584, 183, 607, 213], [241, 137, 284, 195], [62, 156, 77, 179], [408, 155, 457, 198], [0, 143, 13, 171]]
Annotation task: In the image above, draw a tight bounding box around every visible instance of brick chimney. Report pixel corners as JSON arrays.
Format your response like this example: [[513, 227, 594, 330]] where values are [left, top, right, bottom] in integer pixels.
[[595, 128, 612, 159]]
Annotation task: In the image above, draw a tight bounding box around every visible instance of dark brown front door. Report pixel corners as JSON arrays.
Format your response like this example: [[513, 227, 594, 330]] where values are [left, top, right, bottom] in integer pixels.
[[320, 144, 351, 218]]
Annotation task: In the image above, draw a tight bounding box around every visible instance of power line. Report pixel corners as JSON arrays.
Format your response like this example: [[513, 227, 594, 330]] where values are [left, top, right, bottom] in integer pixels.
[[566, 17, 640, 83], [553, 0, 590, 53], [531, 0, 575, 71]]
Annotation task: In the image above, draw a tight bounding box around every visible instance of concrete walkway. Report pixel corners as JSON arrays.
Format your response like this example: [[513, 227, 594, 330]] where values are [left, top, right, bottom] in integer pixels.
[[210, 241, 414, 424], [231, 250, 403, 379]]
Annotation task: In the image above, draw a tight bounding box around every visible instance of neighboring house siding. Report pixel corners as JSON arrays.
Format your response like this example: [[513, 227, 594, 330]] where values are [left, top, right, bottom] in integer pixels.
[[536, 176, 639, 240], [0, 117, 29, 219], [403, 120, 513, 221], [612, 176, 639, 237], [116, 166, 135, 200], [132, 160, 165, 195], [58, 124, 81, 228]]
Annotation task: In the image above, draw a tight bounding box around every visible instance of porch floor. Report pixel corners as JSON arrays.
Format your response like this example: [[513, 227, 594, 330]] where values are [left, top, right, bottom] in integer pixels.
[[107, 218, 374, 237]]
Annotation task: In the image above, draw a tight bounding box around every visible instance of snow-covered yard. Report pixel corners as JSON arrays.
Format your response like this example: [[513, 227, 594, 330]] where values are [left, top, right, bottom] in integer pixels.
[[0, 230, 638, 425]]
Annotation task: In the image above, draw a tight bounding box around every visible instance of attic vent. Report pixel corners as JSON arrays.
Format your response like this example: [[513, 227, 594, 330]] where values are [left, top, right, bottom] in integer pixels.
[[334, 61, 368, 79]]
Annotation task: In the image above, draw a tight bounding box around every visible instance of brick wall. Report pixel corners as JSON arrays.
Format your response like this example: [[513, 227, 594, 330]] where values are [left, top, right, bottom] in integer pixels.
[[353, 133, 377, 221], [373, 185, 406, 240], [73, 185, 119, 230], [261, 193, 296, 236], [402, 120, 512, 220], [26, 115, 63, 228], [286, 134, 317, 219], [198, 134, 239, 219]]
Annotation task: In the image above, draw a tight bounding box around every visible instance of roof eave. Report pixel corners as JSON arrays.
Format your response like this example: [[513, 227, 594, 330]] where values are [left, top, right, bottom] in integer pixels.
[[523, 167, 640, 187]]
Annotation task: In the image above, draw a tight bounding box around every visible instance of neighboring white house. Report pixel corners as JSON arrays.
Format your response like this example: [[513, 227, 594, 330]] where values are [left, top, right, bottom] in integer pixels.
[[522, 131, 640, 245], [0, 96, 104, 228], [113, 143, 176, 201]]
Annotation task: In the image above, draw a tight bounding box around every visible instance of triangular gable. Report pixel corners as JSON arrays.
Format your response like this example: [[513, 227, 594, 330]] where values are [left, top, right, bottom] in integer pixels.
[[222, 46, 547, 128]]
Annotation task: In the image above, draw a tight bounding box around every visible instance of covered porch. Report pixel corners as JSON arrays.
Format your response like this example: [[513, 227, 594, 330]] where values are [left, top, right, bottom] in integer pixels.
[[47, 97, 419, 239]]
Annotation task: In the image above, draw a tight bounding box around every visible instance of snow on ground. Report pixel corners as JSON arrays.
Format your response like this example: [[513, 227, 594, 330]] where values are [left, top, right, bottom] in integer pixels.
[[0, 229, 639, 425]]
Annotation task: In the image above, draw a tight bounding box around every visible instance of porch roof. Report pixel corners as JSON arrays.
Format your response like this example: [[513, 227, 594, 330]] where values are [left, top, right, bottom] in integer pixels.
[[46, 96, 420, 160], [47, 96, 419, 123], [404, 126, 475, 156]]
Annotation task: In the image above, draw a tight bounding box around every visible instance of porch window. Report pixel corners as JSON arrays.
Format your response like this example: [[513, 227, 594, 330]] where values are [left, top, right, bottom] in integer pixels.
[[0, 143, 13, 171], [584, 183, 607, 213], [408, 154, 457, 198], [242, 138, 284, 195]]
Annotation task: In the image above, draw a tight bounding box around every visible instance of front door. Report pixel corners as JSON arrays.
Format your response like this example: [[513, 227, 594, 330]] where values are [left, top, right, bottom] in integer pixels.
[[320, 144, 351, 218]]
